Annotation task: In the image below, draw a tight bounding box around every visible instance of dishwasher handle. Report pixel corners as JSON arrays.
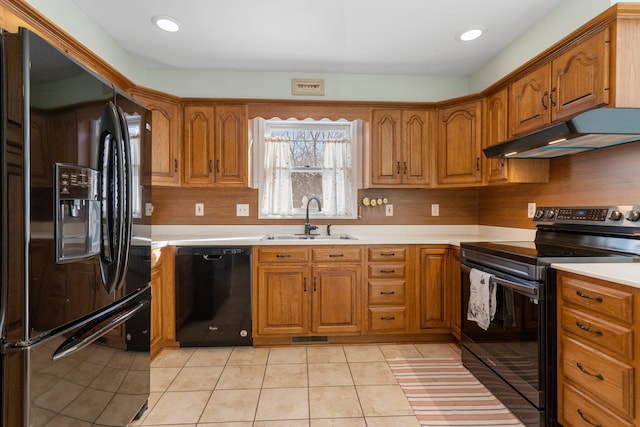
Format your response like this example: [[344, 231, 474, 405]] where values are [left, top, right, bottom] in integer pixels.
[[203, 254, 224, 261]]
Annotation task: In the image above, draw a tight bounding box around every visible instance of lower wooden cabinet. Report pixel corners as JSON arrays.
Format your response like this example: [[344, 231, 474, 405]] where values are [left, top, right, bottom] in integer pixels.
[[253, 243, 457, 343], [253, 246, 363, 338], [150, 246, 179, 360], [365, 246, 411, 334], [557, 271, 639, 427], [418, 247, 450, 330]]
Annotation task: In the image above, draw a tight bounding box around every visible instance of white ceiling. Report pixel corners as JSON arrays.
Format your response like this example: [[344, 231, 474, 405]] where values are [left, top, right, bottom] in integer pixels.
[[70, 0, 564, 76]]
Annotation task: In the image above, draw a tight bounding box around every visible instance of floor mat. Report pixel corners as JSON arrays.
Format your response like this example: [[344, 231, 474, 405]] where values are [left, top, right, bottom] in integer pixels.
[[387, 358, 525, 426]]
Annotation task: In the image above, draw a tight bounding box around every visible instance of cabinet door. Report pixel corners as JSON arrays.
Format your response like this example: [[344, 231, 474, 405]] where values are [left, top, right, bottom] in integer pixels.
[[134, 93, 181, 186], [312, 265, 362, 334], [485, 89, 510, 183], [419, 248, 449, 329], [552, 28, 610, 121], [183, 104, 215, 186], [509, 63, 551, 137], [402, 110, 430, 186], [256, 265, 309, 335], [437, 100, 483, 186], [370, 109, 402, 185], [214, 104, 247, 185], [150, 251, 163, 352], [448, 248, 461, 339]]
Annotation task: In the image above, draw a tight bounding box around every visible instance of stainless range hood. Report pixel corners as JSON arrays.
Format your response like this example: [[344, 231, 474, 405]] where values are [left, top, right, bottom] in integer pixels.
[[483, 108, 640, 159]]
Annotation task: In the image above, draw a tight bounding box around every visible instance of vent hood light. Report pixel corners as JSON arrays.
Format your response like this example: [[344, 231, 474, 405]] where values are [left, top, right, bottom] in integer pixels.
[[547, 138, 567, 145], [483, 108, 640, 159], [152, 15, 180, 32]]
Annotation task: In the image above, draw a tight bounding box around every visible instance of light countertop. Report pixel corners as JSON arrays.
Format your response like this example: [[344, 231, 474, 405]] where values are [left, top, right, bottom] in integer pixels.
[[552, 262, 640, 289], [151, 225, 536, 248]]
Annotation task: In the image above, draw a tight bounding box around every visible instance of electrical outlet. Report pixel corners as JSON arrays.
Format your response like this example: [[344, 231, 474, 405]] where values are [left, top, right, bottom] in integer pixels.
[[527, 202, 537, 218], [431, 204, 440, 216], [145, 203, 153, 216], [195, 203, 204, 216], [385, 204, 393, 216], [236, 204, 249, 216]]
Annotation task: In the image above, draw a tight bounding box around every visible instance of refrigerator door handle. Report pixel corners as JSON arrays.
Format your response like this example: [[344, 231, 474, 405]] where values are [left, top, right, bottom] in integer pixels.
[[114, 106, 132, 292], [98, 101, 125, 293], [51, 300, 148, 361]]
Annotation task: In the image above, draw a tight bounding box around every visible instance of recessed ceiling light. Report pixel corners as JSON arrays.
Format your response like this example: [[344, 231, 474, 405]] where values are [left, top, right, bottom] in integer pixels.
[[456, 26, 485, 42], [152, 15, 180, 32]]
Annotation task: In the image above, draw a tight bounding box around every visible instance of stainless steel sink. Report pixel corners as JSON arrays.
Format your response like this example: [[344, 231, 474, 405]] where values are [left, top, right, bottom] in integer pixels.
[[261, 234, 357, 241]]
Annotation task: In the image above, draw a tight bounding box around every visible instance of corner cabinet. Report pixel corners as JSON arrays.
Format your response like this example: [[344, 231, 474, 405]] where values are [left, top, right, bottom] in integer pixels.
[[183, 103, 248, 187], [436, 100, 483, 186], [485, 88, 549, 184], [369, 109, 431, 187], [557, 270, 640, 427], [131, 89, 182, 186], [509, 28, 610, 137]]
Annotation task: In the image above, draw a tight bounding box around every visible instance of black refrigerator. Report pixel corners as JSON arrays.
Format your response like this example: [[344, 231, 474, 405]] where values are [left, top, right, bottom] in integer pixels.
[[0, 28, 152, 426]]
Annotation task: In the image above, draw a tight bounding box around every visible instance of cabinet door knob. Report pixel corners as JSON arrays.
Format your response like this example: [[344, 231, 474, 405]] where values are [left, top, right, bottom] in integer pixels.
[[174, 159, 178, 172]]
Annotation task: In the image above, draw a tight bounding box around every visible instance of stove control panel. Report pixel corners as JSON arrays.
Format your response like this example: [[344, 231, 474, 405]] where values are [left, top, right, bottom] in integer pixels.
[[534, 206, 640, 226]]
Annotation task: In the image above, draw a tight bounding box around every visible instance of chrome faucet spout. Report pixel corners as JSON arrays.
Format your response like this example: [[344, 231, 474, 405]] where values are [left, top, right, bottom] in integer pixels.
[[304, 196, 322, 235]]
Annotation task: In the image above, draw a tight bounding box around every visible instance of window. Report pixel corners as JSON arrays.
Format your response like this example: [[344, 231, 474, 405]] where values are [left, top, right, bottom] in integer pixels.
[[252, 118, 362, 219]]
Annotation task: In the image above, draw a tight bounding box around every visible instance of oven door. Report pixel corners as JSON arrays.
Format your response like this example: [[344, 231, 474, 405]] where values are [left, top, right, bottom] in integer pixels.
[[460, 261, 544, 408]]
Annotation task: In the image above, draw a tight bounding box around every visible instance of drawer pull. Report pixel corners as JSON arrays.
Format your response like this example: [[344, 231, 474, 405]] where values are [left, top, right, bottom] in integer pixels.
[[275, 254, 291, 258], [329, 254, 344, 258], [575, 321, 603, 336], [576, 290, 603, 303], [576, 362, 604, 381], [380, 253, 396, 257], [577, 409, 602, 427], [380, 269, 396, 274], [380, 316, 396, 321], [380, 291, 396, 295]]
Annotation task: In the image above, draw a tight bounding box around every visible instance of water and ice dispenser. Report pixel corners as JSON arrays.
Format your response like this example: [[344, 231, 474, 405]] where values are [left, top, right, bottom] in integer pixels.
[[54, 163, 101, 263]]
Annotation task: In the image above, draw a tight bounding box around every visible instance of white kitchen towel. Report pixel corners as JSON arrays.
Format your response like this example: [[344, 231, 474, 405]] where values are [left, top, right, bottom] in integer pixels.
[[466, 268, 496, 330]]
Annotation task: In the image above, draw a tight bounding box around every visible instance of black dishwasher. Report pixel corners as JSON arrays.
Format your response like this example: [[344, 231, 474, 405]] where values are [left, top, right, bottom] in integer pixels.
[[175, 246, 252, 346]]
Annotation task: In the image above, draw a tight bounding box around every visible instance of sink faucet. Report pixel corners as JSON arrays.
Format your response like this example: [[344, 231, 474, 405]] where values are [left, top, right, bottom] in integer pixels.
[[304, 196, 322, 236]]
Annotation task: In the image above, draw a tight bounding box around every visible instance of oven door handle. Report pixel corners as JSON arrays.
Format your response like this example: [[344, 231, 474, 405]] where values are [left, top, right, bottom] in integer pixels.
[[461, 263, 539, 299]]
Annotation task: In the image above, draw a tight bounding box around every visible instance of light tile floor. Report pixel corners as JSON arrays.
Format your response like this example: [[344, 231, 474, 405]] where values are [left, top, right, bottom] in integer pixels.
[[131, 342, 462, 426]]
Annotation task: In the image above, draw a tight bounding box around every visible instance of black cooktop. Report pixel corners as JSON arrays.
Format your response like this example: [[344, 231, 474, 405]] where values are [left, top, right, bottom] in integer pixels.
[[461, 240, 635, 265]]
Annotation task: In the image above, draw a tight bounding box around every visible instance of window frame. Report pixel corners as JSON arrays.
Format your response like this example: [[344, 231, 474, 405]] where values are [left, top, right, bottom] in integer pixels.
[[251, 118, 362, 220]]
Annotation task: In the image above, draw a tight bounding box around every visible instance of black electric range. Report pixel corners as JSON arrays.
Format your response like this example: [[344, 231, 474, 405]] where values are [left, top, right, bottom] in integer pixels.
[[459, 205, 640, 427]]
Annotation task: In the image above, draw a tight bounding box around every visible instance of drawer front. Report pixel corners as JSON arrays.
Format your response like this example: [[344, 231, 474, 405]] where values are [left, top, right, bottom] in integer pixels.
[[368, 247, 406, 262], [257, 247, 309, 263], [368, 281, 406, 305], [368, 307, 407, 332], [560, 273, 633, 324], [562, 336, 634, 417], [312, 247, 362, 263], [562, 383, 634, 427], [561, 307, 633, 360], [368, 264, 406, 278]]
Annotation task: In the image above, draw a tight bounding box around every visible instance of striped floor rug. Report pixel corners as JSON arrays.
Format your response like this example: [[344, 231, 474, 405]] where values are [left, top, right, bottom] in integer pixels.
[[388, 358, 525, 426]]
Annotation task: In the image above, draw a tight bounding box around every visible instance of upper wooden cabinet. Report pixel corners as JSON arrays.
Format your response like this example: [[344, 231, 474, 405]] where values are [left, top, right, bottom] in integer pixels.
[[183, 103, 248, 187], [509, 28, 610, 137], [485, 88, 549, 184], [369, 109, 431, 187], [132, 89, 182, 186], [436, 99, 483, 186]]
